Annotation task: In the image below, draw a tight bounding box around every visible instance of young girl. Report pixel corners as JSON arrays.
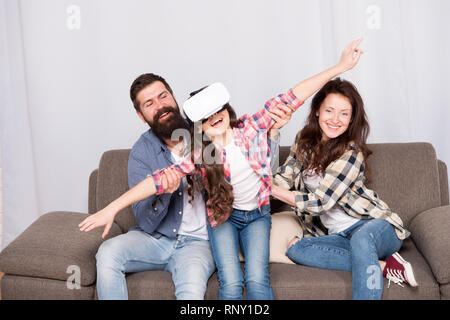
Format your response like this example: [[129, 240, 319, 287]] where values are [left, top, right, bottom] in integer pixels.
[[79, 39, 364, 299], [271, 78, 418, 300]]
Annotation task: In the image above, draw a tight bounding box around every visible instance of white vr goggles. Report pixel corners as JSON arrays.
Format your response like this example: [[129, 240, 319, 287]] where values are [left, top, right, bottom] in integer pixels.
[[182, 82, 230, 122]]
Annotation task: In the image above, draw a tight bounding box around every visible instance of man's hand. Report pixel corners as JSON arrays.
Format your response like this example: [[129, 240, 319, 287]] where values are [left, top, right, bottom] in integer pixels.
[[161, 167, 182, 194]]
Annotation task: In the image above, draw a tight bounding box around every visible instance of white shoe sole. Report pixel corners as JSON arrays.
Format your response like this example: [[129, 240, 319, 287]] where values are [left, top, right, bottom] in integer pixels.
[[393, 252, 418, 287]]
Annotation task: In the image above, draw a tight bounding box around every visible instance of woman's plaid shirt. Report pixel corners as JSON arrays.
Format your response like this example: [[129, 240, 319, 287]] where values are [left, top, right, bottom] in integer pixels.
[[152, 89, 304, 227], [274, 132, 410, 240]]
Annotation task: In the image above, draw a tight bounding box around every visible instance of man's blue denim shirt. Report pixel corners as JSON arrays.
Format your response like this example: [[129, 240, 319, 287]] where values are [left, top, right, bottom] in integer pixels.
[[127, 128, 280, 239]]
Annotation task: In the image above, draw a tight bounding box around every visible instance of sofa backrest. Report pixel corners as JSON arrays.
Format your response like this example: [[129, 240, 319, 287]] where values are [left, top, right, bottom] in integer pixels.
[[93, 149, 136, 233], [89, 142, 447, 232], [365, 143, 441, 225]]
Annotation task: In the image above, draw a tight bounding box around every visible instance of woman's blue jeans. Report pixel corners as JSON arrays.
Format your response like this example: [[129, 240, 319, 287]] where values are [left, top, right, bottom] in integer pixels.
[[207, 205, 274, 300], [286, 218, 403, 300]]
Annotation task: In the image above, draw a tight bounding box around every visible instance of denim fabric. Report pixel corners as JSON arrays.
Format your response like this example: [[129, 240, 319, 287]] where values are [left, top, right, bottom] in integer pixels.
[[207, 205, 274, 300], [95, 230, 216, 300], [286, 218, 403, 300]]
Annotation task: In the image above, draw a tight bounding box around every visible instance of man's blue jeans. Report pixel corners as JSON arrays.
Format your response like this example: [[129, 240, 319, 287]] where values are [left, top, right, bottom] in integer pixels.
[[95, 230, 216, 299], [207, 205, 274, 300], [286, 218, 403, 300]]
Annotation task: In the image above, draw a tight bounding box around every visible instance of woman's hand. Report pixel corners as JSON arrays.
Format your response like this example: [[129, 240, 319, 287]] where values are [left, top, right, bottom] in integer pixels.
[[271, 183, 296, 207], [292, 38, 364, 102], [78, 204, 117, 239], [338, 38, 364, 72]]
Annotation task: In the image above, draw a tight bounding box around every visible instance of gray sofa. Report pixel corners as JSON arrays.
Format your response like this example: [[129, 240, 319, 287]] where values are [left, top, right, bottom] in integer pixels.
[[0, 142, 449, 299]]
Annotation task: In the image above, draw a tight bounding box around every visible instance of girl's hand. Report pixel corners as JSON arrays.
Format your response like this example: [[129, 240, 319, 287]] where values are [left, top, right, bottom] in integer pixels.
[[268, 104, 294, 140], [338, 38, 364, 72], [161, 168, 182, 194], [269, 104, 294, 130], [78, 205, 117, 239]]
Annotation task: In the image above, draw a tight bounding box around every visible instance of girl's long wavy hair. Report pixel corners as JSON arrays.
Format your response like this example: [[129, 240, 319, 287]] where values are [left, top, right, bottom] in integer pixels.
[[296, 78, 372, 181], [185, 86, 240, 225]]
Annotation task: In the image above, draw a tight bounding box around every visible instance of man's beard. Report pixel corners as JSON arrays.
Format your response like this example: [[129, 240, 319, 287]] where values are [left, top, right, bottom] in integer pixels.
[[148, 106, 187, 141]]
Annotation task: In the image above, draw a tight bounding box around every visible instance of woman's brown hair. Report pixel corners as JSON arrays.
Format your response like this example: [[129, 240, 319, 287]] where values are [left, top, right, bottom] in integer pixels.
[[185, 86, 241, 225], [296, 78, 372, 180]]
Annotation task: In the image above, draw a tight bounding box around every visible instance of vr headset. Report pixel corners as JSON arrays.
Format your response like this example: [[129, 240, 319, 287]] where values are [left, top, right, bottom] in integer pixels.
[[182, 82, 230, 122]]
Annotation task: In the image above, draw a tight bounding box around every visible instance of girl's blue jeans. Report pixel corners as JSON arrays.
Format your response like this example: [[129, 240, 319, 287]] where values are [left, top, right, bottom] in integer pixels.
[[207, 205, 274, 300], [286, 218, 403, 300]]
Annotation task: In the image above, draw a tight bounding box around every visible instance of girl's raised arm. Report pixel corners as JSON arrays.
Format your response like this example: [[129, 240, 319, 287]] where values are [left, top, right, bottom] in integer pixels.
[[78, 174, 158, 238], [292, 38, 363, 102], [79, 157, 193, 238], [252, 38, 363, 132]]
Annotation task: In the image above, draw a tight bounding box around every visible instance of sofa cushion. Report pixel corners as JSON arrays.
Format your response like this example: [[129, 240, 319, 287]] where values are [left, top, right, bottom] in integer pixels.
[[237, 211, 303, 264], [0, 211, 122, 286], [1, 274, 95, 300], [269, 211, 303, 264], [409, 205, 450, 284]]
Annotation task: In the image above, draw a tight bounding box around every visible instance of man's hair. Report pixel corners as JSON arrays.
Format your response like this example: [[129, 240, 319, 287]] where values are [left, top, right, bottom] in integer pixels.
[[129, 73, 173, 112]]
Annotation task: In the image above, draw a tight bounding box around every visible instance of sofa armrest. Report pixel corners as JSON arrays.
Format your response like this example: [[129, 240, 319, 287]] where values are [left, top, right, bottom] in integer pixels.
[[409, 205, 450, 285], [0, 211, 122, 286]]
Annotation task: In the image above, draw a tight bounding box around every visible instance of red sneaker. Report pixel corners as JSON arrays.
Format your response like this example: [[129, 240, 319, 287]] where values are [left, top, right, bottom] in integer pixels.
[[383, 252, 418, 288]]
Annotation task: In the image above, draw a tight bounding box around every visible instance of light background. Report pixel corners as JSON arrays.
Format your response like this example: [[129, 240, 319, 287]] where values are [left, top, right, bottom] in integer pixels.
[[1, 0, 449, 249]]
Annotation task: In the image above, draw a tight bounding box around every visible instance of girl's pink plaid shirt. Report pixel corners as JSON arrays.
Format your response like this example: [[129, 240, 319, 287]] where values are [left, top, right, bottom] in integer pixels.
[[151, 89, 304, 227]]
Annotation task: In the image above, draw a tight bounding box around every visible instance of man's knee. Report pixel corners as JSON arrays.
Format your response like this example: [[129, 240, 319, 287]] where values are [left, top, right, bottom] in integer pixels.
[[96, 237, 125, 268], [173, 260, 214, 300]]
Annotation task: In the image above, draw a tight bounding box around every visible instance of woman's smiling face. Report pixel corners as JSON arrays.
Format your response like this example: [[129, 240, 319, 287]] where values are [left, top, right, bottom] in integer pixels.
[[317, 93, 353, 141]]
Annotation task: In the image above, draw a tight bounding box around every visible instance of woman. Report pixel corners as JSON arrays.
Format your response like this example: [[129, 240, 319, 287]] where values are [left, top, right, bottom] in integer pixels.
[[79, 39, 364, 299], [271, 78, 418, 300]]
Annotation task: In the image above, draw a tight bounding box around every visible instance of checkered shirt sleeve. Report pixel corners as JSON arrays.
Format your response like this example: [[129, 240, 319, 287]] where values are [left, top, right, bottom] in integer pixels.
[[241, 89, 304, 132], [151, 156, 196, 195]]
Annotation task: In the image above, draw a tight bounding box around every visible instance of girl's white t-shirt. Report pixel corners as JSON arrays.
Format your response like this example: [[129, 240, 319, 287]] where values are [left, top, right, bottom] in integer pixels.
[[302, 170, 359, 234], [224, 140, 262, 211], [172, 152, 208, 240]]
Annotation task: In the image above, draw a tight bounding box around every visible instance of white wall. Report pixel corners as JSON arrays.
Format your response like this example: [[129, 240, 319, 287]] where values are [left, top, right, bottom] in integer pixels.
[[1, 0, 449, 249]]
